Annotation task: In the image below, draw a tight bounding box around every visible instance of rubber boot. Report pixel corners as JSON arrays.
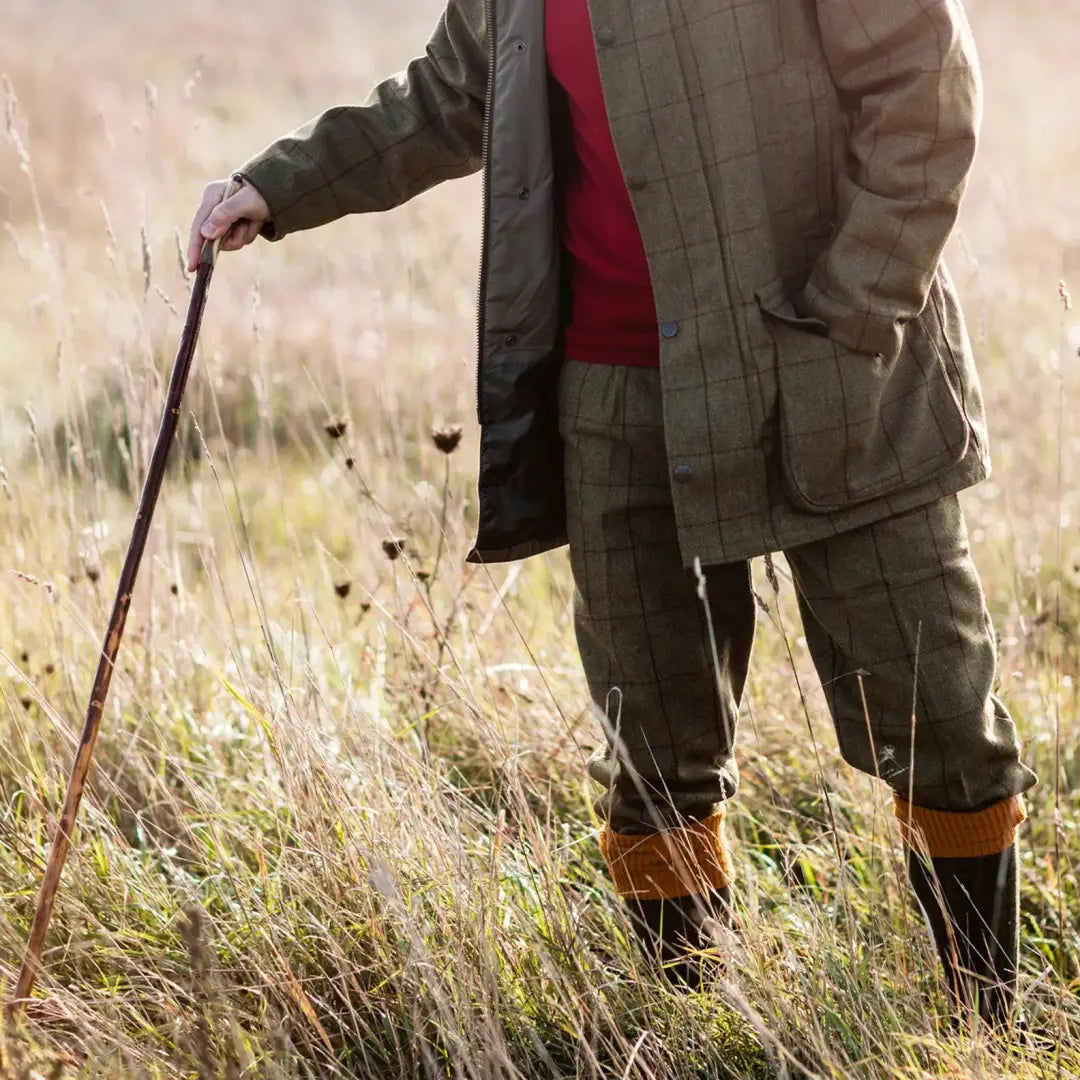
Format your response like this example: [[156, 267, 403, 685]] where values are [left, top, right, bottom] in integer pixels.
[[907, 840, 1019, 1026], [625, 886, 734, 988]]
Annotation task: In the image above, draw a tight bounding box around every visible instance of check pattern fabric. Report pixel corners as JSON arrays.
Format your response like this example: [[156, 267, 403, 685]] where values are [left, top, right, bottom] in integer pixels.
[[562, 361, 1036, 846], [240, 0, 993, 568], [583, 0, 989, 566]]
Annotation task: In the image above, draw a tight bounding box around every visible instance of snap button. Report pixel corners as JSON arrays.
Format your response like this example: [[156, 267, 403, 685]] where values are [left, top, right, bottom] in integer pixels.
[[660, 321, 680, 339], [596, 27, 617, 46], [512, 38, 527, 53], [673, 464, 693, 483], [517, 186, 530, 200], [504, 333, 519, 347], [626, 175, 647, 191]]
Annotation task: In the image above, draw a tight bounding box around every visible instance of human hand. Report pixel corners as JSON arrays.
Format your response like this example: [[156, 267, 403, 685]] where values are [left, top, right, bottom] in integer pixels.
[[186, 177, 271, 272]]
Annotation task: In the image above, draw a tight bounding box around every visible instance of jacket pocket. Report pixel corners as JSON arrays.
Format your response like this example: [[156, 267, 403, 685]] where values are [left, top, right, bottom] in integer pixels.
[[754, 277, 970, 514]]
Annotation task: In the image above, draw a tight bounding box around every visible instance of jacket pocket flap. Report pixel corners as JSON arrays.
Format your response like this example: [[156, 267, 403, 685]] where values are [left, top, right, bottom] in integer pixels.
[[754, 278, 830, 338], [755, 278, 970, 514]]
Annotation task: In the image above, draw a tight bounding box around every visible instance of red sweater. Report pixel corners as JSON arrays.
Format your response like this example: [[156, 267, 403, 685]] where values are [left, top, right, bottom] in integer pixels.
[[545, 0, 659, 367]]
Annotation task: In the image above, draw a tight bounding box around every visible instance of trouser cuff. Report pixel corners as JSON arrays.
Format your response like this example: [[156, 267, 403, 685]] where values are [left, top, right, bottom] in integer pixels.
[[599, 810, 733, 900], [894, 793, 1027, 858]]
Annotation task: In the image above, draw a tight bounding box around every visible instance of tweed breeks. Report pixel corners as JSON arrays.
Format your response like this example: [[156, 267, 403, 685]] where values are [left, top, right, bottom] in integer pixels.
[[561, 360, 1036, 884]]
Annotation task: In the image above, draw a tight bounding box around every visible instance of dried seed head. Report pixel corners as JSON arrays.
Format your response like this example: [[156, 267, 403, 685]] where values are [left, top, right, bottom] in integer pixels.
[[44, 662, 55, 675], [324, 419, 348, 440], [381, 538, 406, 561], [431, 425, 463, 454], [20, 696, 31, 711], [416, 570, 431, 583], [85, 564, 101, 584], [19, 650, 29, 664], [334, 581, 352, 599], [344, 457, 355, 470], [360, 602, 372, 614]]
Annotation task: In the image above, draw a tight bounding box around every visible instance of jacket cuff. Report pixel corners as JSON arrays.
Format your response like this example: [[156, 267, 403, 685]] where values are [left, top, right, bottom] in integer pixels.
[[234, 148, 332, 242], [797, 273, 905, 362]]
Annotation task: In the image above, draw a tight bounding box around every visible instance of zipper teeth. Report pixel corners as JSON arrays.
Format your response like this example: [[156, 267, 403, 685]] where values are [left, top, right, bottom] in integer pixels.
[[476, 0, 496, 424]]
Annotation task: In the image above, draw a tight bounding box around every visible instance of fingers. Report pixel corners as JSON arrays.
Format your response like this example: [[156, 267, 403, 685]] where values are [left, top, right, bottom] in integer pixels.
[[200, 185, 266, 240], [186, 180, 271, 271], [219, 219, 263, 252], [187, 181, 226, 271]]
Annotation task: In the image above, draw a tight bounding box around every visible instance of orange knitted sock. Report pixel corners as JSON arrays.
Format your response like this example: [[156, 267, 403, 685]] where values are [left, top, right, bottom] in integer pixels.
[[599, 811, 733, 900], [894, 793, 1026, 858]]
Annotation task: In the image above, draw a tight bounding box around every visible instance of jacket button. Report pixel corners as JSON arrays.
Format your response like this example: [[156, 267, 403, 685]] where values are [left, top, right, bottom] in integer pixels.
[[504, 333, 518, 347], [626, 175, 647, 191], [517, 186, 530, 200], [512, 38, 527, 53], [596, 27, 617, 46], [660, 321, 680, 339], [673, 464, 693, 483]]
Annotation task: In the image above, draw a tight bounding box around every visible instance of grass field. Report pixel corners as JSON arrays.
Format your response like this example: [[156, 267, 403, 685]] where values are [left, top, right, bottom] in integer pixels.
[[2, 1, 1080, 1076]]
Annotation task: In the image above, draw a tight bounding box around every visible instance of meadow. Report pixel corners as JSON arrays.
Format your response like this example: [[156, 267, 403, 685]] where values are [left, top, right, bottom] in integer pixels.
[[1, 1, 1079, 1076]]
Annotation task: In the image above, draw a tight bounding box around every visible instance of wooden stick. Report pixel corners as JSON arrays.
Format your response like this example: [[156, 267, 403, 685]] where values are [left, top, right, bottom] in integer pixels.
[[10, 181, 241, 1008]]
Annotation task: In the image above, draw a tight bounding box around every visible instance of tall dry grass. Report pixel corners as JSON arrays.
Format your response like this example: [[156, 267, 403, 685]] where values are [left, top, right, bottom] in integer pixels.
[[0, 0, 1079, 1076]]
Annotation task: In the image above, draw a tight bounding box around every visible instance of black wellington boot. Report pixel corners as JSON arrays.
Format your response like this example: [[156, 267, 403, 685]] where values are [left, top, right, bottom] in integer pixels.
[[625, 887, 734, 988], [907, 840, 1019, 1027]]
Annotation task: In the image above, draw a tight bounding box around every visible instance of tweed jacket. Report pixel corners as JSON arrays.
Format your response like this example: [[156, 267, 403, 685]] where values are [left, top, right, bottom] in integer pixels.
[[241, 0, 991, 567]]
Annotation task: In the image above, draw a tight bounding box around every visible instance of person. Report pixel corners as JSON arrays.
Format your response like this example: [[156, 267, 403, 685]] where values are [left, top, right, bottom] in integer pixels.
[[188, 0, 1037, 1024]]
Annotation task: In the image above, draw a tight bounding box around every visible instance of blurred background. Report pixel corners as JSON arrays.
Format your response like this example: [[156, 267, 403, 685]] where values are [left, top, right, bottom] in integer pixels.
[[1, 2, 1080, 1077]]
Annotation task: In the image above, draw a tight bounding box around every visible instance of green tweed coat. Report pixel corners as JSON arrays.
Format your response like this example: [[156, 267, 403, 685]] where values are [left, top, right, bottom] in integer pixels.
[[240, 0, 991, 567]]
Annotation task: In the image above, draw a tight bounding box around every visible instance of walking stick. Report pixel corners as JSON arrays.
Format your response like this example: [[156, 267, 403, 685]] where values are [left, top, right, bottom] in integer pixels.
[[11, 181, 240, 1007]]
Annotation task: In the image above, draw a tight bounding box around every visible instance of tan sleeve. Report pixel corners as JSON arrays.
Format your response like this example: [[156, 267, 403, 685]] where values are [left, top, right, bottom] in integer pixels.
[[237, 0, 486, 239], [801, 0, 981, 359]]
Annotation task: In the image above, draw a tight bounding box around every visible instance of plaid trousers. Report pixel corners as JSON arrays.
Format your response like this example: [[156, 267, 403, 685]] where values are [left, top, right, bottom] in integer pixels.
[[561, 361, 1037, 867]]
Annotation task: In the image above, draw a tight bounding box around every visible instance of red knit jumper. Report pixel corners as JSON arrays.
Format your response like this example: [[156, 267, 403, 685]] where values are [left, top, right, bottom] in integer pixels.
[[546, 0, 659, 366]]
